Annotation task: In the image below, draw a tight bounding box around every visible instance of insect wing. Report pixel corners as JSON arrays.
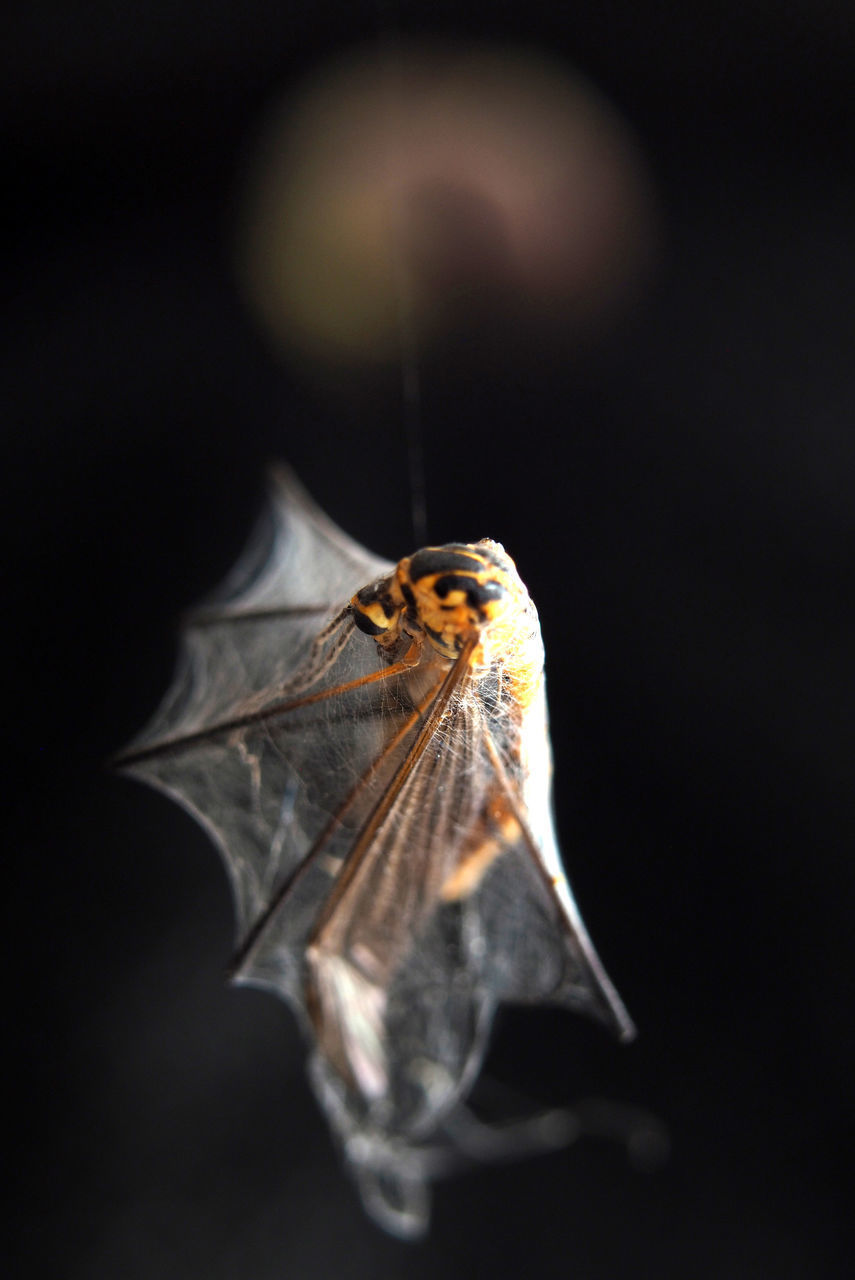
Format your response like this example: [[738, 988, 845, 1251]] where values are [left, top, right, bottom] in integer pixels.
[[124, 466, 393, 748], [305, 661, 496, 1127], [199, 464, 393, 619], [119, 471, 635, 1238], [305, 659, 632, 1136], [477, 691, 636, 1042], [463, 809, 635, 1037], [118, 468, 396, 952]]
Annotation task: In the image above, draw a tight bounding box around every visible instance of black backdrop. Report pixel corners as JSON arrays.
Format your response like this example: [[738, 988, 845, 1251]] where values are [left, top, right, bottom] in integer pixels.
[[6, 4, 854, 1277]]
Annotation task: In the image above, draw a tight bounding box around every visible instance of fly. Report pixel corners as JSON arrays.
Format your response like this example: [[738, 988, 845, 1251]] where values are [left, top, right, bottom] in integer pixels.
[[118, 467, 635, 1236]]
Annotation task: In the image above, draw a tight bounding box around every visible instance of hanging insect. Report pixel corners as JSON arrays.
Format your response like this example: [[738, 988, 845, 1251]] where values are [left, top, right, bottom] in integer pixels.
[[118, 467, 635, 1236]]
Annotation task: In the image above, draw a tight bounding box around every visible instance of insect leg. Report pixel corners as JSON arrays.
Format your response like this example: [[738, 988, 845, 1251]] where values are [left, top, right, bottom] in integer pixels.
[[115, 639, 428, 766], [439, 801, 522, 902]]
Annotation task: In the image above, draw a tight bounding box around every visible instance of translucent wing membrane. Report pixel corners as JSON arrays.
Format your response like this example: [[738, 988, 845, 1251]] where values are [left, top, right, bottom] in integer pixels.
[[120, 469, 634, 1238], [119, 469, 394, 935], [198, 464, 393, 618], [122, 468, 392, 758]]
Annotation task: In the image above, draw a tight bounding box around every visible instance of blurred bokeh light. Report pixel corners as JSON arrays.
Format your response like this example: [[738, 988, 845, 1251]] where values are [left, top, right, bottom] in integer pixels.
[[235, 41, 656, 372]]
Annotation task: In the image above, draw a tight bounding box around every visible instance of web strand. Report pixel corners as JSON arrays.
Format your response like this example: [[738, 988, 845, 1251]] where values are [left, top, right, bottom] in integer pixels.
[[374, 22, 428, 546]]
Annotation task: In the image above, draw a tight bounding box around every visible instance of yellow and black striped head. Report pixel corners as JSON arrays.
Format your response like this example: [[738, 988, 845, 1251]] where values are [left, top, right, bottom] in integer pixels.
[[351, 541, 515, 659]]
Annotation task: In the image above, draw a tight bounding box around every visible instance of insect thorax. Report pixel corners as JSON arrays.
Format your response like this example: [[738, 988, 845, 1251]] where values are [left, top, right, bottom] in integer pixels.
[[351, 540, 544, 707]]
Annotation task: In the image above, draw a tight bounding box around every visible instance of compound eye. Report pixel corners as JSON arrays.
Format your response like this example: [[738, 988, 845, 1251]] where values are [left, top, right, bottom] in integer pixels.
[[352, 583, 399, 636], [353, 608, 388, 637]]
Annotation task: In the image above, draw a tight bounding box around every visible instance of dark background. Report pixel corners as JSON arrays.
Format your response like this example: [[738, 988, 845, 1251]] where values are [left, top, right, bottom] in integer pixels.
[[6, 3, 854, 1276]]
